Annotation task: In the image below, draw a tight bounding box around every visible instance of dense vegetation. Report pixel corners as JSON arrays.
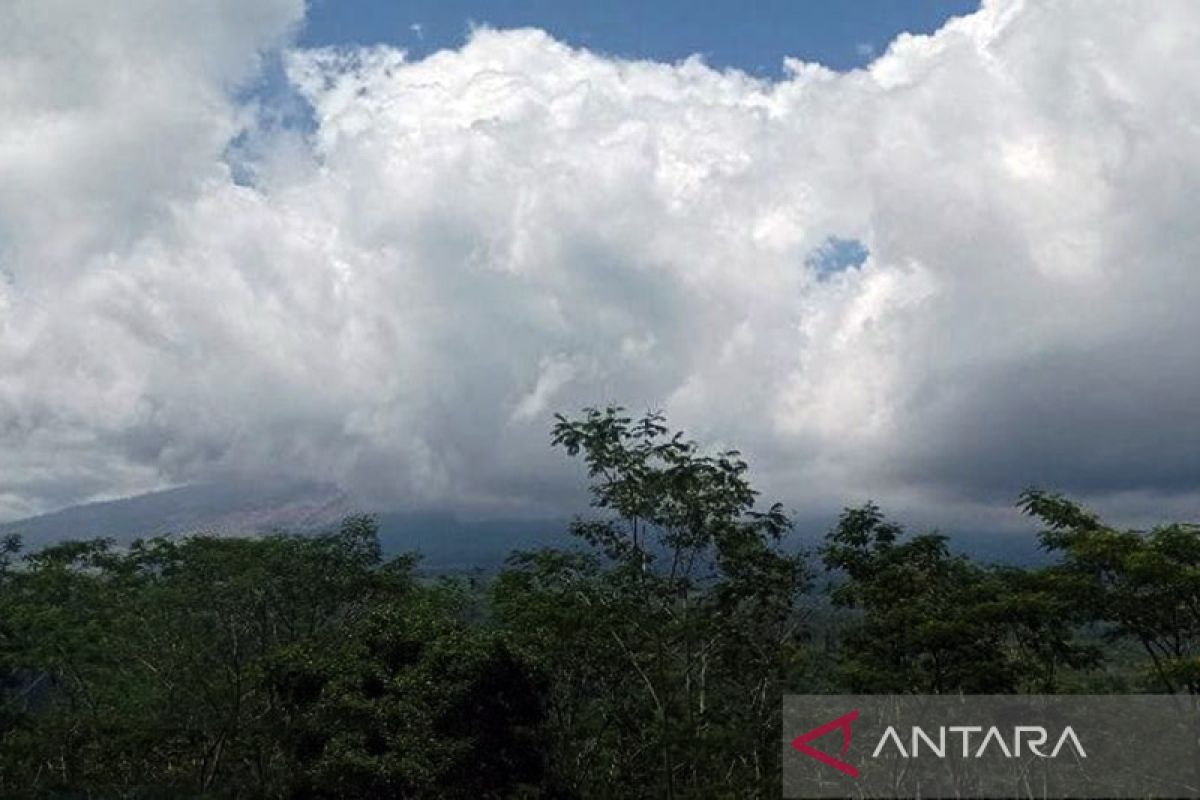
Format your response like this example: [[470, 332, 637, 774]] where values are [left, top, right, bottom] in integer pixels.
[[1, 408, 1197, 798]]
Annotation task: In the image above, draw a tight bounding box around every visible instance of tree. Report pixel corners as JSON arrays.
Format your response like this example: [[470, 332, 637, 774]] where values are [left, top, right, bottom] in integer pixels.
[[822, 503, 1096, 694], [0, 515, 555, 798], [268, 578, 554, 799], [1021, 488, 1200, 694], [0, 533, 26, 761], [495, 407, 811, 798]]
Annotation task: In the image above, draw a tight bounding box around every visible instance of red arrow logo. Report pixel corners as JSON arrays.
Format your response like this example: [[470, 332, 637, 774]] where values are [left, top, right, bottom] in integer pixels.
[[791, 708, 859, 778]]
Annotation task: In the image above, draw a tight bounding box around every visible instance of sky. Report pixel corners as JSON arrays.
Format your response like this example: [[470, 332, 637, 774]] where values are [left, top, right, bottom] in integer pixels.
[[1, 0, 1199, 533], [300, 0, 981, 74]]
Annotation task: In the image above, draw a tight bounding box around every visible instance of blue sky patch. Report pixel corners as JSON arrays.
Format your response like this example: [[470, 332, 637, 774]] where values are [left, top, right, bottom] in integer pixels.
[[300, 0, 980, 76], [807, 236, 869, 280]]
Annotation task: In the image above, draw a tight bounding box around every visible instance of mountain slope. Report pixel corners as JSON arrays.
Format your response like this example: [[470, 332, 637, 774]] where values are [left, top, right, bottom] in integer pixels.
[[0, 483, 1044, 569], [0, 481, 570, 571]]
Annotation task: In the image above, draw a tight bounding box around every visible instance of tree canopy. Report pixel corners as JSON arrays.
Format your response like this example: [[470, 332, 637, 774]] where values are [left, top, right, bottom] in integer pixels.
[[0, 410, 1196, 797]]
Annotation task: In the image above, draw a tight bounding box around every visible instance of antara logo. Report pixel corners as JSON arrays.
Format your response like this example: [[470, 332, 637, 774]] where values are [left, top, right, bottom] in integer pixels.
[[791, 710, 1087, 779], [791, 709, 860, 778]]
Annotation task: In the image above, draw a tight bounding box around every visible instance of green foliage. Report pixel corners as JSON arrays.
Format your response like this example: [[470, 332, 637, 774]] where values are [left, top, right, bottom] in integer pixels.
[[822, 503, 1098, 693], [0, 533, 24, 745], [267, 580, 552, 799], [3, 410, 1199, 798], [1022, 488, 1200, 693], [496, 407, 811, 799], [0, 518, 551, 798]]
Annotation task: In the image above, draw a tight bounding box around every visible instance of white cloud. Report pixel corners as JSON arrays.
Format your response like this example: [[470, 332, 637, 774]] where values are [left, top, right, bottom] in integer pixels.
[[1, 0, 1199, 529]]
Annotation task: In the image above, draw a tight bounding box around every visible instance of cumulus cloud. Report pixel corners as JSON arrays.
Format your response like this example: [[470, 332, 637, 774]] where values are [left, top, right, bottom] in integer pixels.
[[1, 0, 1198, 528]]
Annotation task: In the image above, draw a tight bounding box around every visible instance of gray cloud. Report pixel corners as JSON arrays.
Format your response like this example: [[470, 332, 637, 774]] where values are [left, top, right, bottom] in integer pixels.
[[1, 0, 1198, 529]]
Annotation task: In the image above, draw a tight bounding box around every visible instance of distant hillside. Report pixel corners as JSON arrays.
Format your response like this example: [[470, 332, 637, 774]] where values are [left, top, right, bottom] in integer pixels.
[[0, 482, 1045, 570], [375, 512, 571, 571], [0, 481, 354, 549], [0, 481, 571, 571]]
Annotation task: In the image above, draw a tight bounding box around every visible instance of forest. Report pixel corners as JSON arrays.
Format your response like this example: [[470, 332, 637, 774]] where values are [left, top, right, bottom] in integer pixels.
[[1, 407, 1197, 799]]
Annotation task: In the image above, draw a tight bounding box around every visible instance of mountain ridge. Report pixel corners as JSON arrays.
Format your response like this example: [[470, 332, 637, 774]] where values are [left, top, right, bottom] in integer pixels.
[[0, 482, 1047, 569]]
